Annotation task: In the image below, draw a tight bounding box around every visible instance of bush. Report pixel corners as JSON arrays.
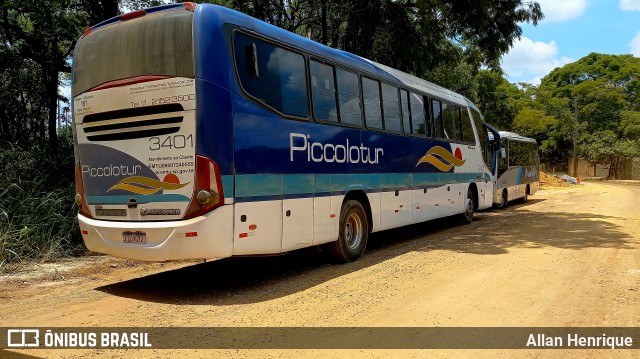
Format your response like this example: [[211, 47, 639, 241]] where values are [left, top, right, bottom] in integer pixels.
[[0, 132, 84, 268]]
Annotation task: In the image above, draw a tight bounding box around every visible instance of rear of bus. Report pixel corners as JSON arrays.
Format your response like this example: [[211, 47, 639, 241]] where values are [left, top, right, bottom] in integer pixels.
[[72, 3, 234, 260]]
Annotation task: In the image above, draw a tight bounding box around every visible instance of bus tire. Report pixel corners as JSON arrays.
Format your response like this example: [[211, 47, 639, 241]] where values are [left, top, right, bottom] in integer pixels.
[[521, 185, 529, 203], [459, 187, 474, 224], [496, 189, 508, 209], [328, 200, 369, 263]]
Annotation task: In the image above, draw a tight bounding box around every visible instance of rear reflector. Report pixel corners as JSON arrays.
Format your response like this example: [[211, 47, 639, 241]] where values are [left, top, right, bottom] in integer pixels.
[[239, 233, 248, 238], [82, 27, 92, 38], [185, 232, 198, 237], [82, 230, 89, 235]]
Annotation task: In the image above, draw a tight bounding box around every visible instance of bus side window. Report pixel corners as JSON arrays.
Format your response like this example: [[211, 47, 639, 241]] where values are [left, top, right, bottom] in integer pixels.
[[432, 99, 443, 139], [498, 139, 509, 176], [410, 92, 428, 136], [461, 107, 475, 145], [233, 33, 309, 118], [531, 142, 539, 165], [381, 83, 401, 132], [336, 68, 362, 126], [401, 89, 411, 134], [362, 77, 383, 130], [470, 109, 491, 171], [453, 106, 463, 142], [310, 60, 338, 122], [442, 102, 455, 140]]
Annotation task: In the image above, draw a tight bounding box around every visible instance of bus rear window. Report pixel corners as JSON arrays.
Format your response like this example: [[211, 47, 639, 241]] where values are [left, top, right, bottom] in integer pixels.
[[73, 10, 194, 97]]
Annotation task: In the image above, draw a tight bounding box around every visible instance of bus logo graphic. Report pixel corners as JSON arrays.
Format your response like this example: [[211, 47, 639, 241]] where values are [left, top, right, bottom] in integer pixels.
[[108, 174, 189, 195], [7, 329, 40, 347], [416, 146, 465, 171]]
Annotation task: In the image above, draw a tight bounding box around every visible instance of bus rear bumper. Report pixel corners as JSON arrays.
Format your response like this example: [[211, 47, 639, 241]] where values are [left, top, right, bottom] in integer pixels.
[[78, 205, 234, 261]]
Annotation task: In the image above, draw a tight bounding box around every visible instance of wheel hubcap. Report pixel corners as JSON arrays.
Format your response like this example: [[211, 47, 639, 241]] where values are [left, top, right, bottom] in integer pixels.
[[344, 213, 363, 249]]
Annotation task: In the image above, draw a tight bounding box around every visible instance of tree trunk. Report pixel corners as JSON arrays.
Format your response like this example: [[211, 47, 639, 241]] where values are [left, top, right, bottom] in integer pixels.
[[47, 64, 59, 149]]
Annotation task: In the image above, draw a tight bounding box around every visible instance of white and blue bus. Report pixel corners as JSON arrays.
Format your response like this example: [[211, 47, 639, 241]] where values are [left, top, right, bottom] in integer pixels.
[[493, 131, 540, 208], [72, 3, 501, 262]]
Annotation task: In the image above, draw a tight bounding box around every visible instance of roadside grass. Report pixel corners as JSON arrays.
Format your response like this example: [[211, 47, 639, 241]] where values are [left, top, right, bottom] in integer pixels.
[[0, 135, 84, 272]]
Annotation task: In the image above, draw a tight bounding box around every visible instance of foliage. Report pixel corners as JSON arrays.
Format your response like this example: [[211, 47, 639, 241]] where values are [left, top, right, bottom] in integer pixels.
[[475, 70, 520, 130], [538, 53, 640, 177], [0, 0, 89, 148], [470, 53, 640, 176], [620, 110, 640, 140], [201, 0, 542, 80], [512, 107, 557, 138], [582, 131, 639, 179], [0, 131, 83, 267]]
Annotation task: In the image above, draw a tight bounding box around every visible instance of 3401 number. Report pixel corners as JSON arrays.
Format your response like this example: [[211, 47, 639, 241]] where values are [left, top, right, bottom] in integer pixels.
[[149, 134, 193, 151]]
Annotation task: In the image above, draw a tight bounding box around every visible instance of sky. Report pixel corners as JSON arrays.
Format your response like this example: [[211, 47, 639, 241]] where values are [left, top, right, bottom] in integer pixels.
[[501, 0, 640, 84]]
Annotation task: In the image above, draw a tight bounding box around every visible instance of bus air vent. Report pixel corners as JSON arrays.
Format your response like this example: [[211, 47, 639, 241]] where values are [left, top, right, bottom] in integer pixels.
[[82, 104, 184, 141]]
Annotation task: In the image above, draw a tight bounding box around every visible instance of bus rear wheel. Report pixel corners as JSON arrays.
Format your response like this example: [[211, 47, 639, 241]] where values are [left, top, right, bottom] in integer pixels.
[[328, 200, 369, 263], [459, 187, 474, 224], [496, 189, 508, 209], [521, 185, 529, 203]]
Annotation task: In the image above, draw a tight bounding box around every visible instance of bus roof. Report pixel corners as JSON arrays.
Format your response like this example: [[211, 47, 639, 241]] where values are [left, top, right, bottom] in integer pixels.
[[499, 131, 537, 144], [208, 4, 479, 111]]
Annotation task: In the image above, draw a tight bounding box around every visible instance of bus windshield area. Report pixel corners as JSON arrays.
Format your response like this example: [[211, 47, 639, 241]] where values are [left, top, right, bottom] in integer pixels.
[[73, 9, 194, 97]]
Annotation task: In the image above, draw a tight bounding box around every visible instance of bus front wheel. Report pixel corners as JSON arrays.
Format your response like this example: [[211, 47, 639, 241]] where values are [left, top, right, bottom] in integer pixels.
[[328, 200, 369, 263]]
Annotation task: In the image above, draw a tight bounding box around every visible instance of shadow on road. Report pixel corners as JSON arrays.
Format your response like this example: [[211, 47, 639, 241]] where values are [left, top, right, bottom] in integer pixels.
[[96, 206, 634, 305]]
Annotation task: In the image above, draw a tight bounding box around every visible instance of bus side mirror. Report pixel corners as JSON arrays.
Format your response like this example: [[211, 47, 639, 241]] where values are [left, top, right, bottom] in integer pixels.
[[500, 148, 507, 158], [245, 43, 259, 77]]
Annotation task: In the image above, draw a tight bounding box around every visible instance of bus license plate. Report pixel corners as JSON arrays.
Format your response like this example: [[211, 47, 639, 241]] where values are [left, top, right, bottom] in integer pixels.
[[122, 231, 147, 244]]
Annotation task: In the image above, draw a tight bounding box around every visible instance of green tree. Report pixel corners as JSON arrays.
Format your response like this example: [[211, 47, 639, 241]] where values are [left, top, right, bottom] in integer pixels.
[[0, 0, 89, 148], [620, 110, 640, 140], [512, 107, 557, 138], [475, 70, 521, 130], [583, 131, 639, 179], [538, 53, 640, 175]]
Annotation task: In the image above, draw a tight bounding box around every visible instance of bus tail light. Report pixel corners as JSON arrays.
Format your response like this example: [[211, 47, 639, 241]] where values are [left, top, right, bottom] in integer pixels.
[[75, 163, 93, 218], [120, 10, 146, 21], [183, 2, 196, 11], [82, 27, 93, 38], [184, 155, 224, 219]]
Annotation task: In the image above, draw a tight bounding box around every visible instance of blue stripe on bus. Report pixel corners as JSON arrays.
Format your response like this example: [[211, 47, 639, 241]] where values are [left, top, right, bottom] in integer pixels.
[[381, 173, 412, 189], [516, 166, 522, 185], [221, 175, 234, 198], [284, 174, 315, 194], [235, 174, 283, 197], [233, 172, 485, 202], [315, 174, 331, 193]]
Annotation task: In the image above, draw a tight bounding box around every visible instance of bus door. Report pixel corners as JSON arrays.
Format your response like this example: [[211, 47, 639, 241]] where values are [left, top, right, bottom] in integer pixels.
[[481, 124, 500, 208]]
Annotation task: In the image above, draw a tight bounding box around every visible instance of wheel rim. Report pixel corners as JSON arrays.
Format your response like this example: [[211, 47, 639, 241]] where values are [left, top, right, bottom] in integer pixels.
[[344, 212, 363, 249], [465, 193, 474, 219]]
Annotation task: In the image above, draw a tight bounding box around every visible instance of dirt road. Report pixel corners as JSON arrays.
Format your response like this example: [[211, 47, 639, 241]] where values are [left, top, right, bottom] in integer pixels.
[[1, 181, 639, 358]]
